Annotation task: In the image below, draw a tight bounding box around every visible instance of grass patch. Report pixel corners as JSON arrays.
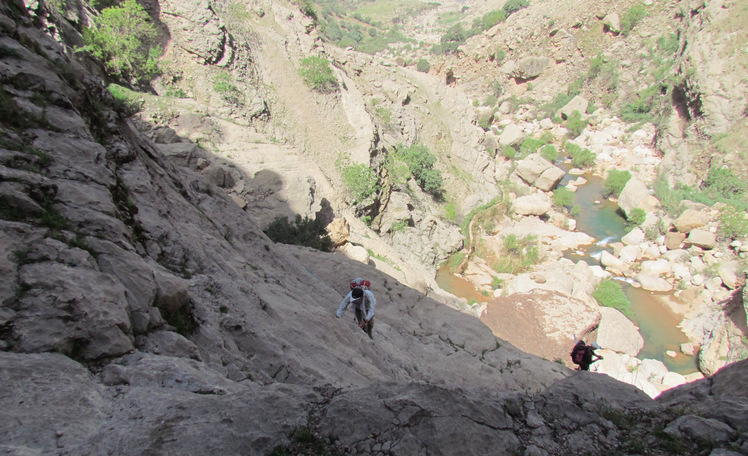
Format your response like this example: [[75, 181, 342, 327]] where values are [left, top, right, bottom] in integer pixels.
[[593, 278, 633, 318]]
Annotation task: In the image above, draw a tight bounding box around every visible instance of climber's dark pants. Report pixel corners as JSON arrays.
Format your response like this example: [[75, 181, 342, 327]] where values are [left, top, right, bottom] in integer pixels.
[[355, 309, 373, 338]]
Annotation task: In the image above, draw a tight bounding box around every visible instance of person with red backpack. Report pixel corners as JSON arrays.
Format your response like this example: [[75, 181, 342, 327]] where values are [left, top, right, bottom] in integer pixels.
[[570, 340, 603, 371], [336, 278, 376, 339]]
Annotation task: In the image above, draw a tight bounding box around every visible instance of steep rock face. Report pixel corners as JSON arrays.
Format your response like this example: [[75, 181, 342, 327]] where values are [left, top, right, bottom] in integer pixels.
[[1, 1, 748, 455], [659, 0, 748, 185]]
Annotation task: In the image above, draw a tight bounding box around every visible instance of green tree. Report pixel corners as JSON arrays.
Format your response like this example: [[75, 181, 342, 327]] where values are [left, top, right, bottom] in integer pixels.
[[298, 56, 337, 92], [503, 0, 529, 16], [519, 137, 546, 157], [565, 142, 596, 169], [342, 163, 379, 204], [394, 144, 443, 196], [540, 144, 558, 162], [552, 187, 574, 210], [603, 169, 632, 198], [438, 23, 467, 54], [264, 215, 332, 251], [82, 0, 160, 83]]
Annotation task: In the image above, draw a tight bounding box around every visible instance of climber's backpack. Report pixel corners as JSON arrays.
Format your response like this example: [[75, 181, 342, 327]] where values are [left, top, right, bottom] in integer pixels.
[[570, 344, 586, 365], [349, 278, 371, 290]]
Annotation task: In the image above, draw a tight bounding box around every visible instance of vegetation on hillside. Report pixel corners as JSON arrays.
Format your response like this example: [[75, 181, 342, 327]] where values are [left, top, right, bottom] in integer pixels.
[[81, 0, 160, 84], [263, 215, 332, 251], [655, 166, 748, 241], [390, 144, 444, 197], [603, 169, 632, 198], [298, 56, 338, 92]]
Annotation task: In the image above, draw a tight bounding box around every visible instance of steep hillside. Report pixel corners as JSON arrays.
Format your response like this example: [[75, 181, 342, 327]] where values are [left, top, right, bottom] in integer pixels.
[[1, 0, 747, 454]]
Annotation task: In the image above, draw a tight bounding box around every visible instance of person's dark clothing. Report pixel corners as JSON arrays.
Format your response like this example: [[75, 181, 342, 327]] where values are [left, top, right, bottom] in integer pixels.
[[579, 346, 594, 371]]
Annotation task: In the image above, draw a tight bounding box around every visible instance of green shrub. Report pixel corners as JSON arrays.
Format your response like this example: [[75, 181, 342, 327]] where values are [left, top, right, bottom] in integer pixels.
[[552, 187, 574, 209], [565, 142, 596, 168], [519, 137, 546, 157], [106, 83, 143, 116], [565, 110, 588, 138], [444, 201, 458, 221], [540, 144, 558, 162], [493, 49, 506, 63], [483, 94, 497, 106], [298, 56, 337, 92], [81, 0, 160, 84], [502, 145, 518, 159], [655, 166, 748, 215], [627, 208, 646, 227], [593, 279, 633, 318], [603, 169, 632, 197], [620, 85, 659, 122], [297, 0, 317, 21], [718, 205, 748, 241], [657, 32, 679, 54], [264, 214, 332, 251], [416, 58, 431, 73], [478, 114, 493, 131], [492, 234, 539, 274], [446, 251, 466, 273], [481, 10, 507, 29], [341, 163, 379, 204], [587, 54, 605, 80], [437, 23, 467, 54], [490, 79, 504, 97], [503, 0, 529, 16], [621, 4, 646, 35], [703, 166, 746, 199], [393, 144, 443, 196], [212, 72, 241, 104]]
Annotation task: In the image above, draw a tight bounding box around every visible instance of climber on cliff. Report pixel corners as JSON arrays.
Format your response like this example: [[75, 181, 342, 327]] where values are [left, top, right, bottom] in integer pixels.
[[570, 340, 603, 371], [336, 285, 376, 339]]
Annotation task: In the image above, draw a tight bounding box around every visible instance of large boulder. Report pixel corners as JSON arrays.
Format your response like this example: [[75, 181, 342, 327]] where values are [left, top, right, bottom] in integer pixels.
[[481, 289, 601, 363], [717, 260, 740, 290], [515, 154, 565, 191], [499, 123, 524, 146], [326, 217, 350, 247], [511, 56, 550, 80], [636, 273, 673, 292], [602, 13, 621, 33], [685, 229, 717, 250], [596, 307, 644, 356], [674, 209, 709, 233], [513, 194, 552, 217], [557, 95, 589, 120], [618, 179, 659, 219]]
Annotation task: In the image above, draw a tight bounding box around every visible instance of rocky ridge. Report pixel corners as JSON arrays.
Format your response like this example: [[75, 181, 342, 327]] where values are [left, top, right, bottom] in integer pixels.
[[1, 0, 747, 454]]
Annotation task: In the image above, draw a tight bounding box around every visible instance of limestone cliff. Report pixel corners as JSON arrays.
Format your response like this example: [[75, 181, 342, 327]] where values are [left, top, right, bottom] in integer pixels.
[[0, 0, 747, 455]]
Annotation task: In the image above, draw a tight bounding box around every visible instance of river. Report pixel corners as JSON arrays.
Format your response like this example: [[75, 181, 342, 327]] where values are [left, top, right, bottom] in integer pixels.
[[437, 170, 698, 374], [566, 171, 697, 374]]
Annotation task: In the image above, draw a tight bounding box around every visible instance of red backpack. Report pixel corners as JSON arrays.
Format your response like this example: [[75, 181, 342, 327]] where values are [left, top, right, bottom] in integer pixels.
[[349, 278, 371, 290]]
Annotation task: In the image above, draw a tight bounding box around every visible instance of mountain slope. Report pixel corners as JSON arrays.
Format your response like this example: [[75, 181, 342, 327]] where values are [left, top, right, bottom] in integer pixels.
[[1, 0, 747, 454]]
